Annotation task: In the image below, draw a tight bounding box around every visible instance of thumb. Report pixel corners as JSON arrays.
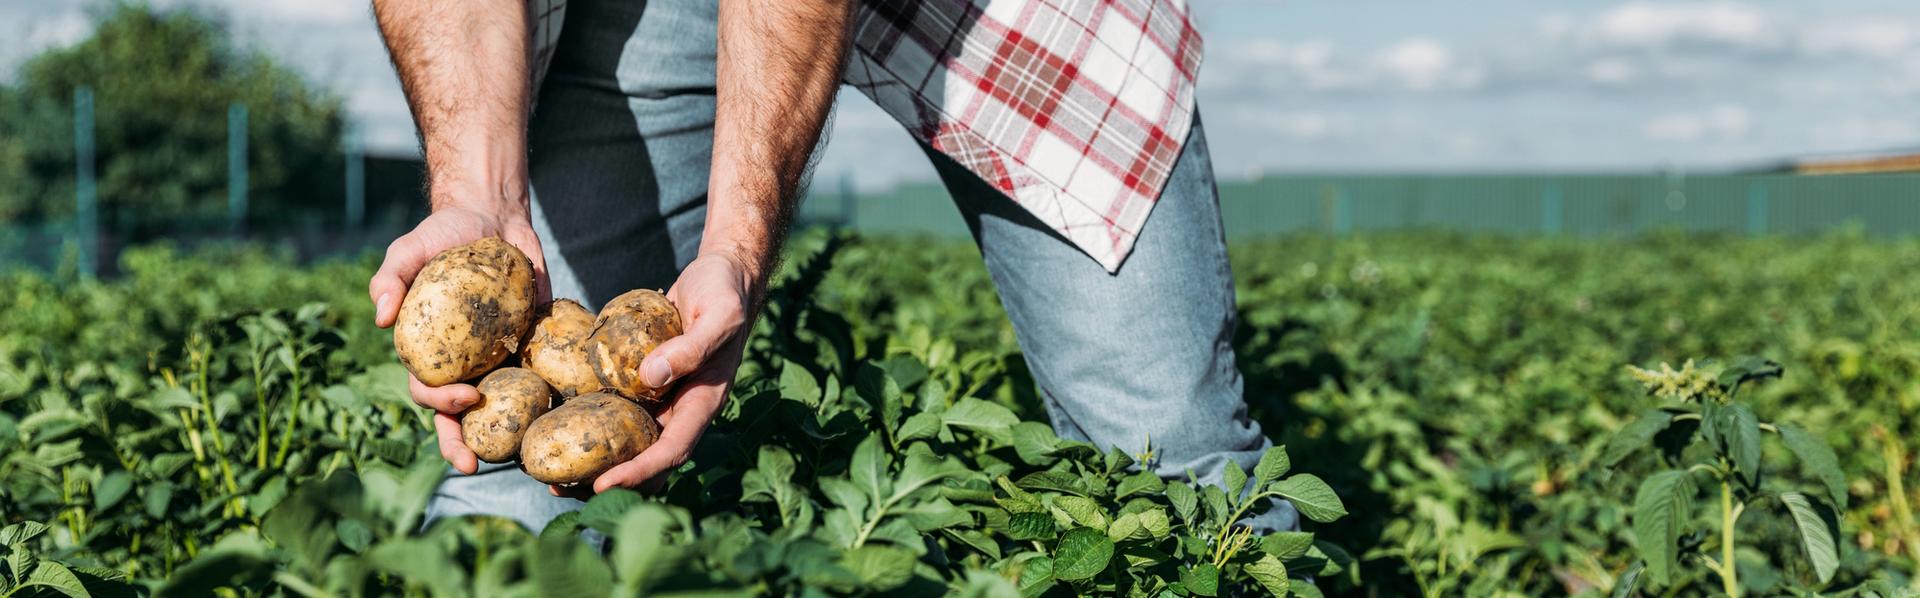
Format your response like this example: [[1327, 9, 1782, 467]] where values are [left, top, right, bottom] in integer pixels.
[[369, 234, 431, 329], [640, 305, 742, 389]]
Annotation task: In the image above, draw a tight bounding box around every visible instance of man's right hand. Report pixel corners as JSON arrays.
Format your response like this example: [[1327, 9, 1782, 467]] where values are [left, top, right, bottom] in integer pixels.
[[368, 203, 549, 475]]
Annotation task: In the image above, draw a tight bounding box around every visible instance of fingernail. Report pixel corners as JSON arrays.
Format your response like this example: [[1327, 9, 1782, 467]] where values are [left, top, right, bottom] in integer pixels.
[[375, 293, 392, 316], [643, 358, 672, 388]]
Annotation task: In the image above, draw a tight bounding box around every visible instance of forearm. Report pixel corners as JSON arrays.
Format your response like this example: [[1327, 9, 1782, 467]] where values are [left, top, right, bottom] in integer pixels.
[[372, 0, 533, 213], [704, 0, 853, 294]]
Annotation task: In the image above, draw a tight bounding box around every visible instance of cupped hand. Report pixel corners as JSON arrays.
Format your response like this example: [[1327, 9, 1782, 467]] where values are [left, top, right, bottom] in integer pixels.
[[368, 204, 550, 475], [555, 251, 757, 495]]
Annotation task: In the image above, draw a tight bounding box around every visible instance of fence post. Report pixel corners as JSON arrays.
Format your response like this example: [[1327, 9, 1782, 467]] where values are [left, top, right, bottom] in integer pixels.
[[839, 172, 856, 229], [74, 86, 97, 278], [1746, 182, 1768, 235], [1325, 185, 1352, 235], [228, 103, 248, 235], [1541, 184, 1563, 235], [345, 124, 364, 228]]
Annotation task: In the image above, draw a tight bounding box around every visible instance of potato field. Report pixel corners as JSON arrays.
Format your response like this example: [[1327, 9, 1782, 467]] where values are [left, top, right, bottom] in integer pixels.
[[3, 231, 1918, 596]]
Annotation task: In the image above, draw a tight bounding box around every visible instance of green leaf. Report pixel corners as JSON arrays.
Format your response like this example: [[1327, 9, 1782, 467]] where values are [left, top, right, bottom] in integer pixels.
[[1223, 461, 1249, 502], [1632, 469, 1696, 587], [1053, 495, 1109, 530], [1253, 446, 1292, 486], [1017, 555, 1055, 597], [612, 505, 679, 592], [1136, 508, 1171, 539], [1166, 483, 1199, 524], [1270, 475, 1347, 523], [1602, 409, 1674, 466], [1726, 404, 1761, 487], [1010, 422, 1062, 466], [1114, 471, 1165, 500], [1016, 471, 1087, 497], [1243, 554, 1290, 597], [1779, 491, 1841, 584], [780, 360, 822, 406], [1006, 512, 1056, 541], [820, 477, 870, 515], [944, 398, 1019, 444], [1, 521, 49, 545], [1261, 531, 1315, 559], [1050, 527, 1115, 581], [580, 488, 648, 534], [894, 452, 969, 502], [1182, 563, 1221, 597], [1107, 513, 1142, 541], [1779, 423, 1848, 510], [995, 477, 1046, 514], [532, 526, 615, 596], [896, 412, 944, 443], [1610, 561, 1645, 598], [92, 471, 133, 511], [850, 434, 893, 505], [24, 560, 90, 598], [840, 545, 917, 591]]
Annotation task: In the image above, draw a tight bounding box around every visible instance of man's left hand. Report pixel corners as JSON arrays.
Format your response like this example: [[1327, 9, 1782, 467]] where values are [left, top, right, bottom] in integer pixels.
[[550, 251, 758, 495]]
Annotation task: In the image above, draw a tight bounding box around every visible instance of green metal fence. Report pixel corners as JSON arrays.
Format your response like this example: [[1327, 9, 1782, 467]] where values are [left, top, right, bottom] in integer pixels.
[[798, 173, 1920, 239]]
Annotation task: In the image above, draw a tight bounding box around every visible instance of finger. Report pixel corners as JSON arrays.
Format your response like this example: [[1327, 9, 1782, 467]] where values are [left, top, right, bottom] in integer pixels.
[[434, 412, 478, 475], [590, 385, 721, 493], [548, 483, 594, 500], [638, 302, 743, 390], [410, 374, 480, 413], [370, 234, 431, 328], [504, 226, 552, 307]]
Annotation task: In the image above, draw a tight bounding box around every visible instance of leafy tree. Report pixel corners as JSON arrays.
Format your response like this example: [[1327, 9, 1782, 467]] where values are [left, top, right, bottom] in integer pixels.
[[0, 2, 344, 227]]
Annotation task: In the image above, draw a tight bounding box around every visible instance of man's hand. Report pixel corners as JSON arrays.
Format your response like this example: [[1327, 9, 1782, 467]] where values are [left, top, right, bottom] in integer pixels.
[[567, 252, 754, 494], [575, 0, 853, 493], [369, 204, 549, 476], [370, 0, 538, 474]]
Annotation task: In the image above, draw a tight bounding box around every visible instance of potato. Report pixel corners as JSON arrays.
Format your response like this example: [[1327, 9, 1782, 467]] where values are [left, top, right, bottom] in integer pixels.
[[519, 392, 663, 484], [522, 299, 601, 397], [460, 368, 554, 462], [392, 237, 536, 387], [585, 289, 683, 402]]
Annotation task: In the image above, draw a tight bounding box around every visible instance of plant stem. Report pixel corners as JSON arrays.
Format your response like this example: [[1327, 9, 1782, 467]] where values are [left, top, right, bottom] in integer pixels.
[[1719, 477, 1740, 598]]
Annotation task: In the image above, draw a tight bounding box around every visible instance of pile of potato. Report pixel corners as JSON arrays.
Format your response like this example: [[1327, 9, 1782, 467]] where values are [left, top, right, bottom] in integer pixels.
[[391, 237, 682, 485]]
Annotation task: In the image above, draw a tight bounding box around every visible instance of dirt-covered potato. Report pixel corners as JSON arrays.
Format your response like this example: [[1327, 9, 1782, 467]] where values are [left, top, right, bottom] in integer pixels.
[[585, 289, 683, 402], [460, 368, 554, 462], [519, 392, 663, 484], [392, 237, 536, 387], [522, 299, 601, 397]]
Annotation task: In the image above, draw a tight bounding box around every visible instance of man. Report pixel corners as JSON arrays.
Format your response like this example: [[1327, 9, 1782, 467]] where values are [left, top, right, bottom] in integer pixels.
[[366, 0, 1295, 535]]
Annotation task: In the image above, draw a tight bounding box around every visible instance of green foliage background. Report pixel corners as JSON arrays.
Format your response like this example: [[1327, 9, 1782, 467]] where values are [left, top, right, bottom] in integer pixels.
[[3, 232, 1919, 596], [0, 3, 344, 225]]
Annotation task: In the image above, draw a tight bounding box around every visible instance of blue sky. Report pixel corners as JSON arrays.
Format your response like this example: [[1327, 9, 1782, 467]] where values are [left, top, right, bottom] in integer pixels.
[[7, 1, 1920, 188]]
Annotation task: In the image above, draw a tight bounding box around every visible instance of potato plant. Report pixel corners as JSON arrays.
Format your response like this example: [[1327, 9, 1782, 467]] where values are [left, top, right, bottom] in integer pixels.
[[4, 231, 1920, 596]]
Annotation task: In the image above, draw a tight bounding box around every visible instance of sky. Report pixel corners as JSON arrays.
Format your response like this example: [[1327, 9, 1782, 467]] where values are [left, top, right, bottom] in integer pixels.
[[6, 0, 1920, 188]]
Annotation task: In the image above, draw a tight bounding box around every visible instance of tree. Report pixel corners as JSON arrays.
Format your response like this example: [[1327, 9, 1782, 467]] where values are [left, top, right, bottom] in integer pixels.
[[0, 2, 345, 228]]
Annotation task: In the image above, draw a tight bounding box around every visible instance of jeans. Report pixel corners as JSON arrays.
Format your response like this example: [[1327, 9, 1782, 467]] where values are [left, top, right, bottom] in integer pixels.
[[423, 0, 1297, 536]]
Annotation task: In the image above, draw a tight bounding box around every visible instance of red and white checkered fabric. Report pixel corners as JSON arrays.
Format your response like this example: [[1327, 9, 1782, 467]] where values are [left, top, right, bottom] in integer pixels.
[[845, 0, 1204, 272]]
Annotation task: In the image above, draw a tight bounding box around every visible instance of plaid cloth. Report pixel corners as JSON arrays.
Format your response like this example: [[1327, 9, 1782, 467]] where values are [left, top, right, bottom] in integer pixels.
[[526, 0, 1204, 272], [845, 0, 1204, 272]]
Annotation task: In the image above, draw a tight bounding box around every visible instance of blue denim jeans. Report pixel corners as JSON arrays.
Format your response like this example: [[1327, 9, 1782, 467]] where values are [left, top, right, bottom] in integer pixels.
[[423, 0, 1297, 536]]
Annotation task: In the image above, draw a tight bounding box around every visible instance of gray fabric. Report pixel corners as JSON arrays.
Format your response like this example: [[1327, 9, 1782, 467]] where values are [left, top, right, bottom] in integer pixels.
[[425, 0, 1295, 537]]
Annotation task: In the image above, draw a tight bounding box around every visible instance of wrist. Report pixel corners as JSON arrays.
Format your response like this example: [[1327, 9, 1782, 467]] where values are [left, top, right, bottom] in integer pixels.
[[424, 133, 530, 216]]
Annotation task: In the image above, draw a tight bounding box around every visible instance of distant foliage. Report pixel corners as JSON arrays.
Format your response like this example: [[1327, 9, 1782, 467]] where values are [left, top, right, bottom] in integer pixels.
[[0, 2, 345, 225]]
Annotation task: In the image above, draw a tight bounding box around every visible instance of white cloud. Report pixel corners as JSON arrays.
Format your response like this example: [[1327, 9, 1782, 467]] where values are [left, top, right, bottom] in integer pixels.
[[1376, 38, 1470, 90], [1586, 58, 1636, 85], [1643, 104, 1750, 141], [1798, 19, 1919, 58], [1593, 1, 1771, 49], [1810, 117, 1920, 148]]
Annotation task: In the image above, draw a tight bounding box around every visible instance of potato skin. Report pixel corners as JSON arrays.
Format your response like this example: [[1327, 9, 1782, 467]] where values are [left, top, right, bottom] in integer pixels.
[[519, 392, 663, 484], [393, 237, 536, 387], [522, 299, 601, 397], [585, 289, 684, 402], [461, 368, 555, 462]]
